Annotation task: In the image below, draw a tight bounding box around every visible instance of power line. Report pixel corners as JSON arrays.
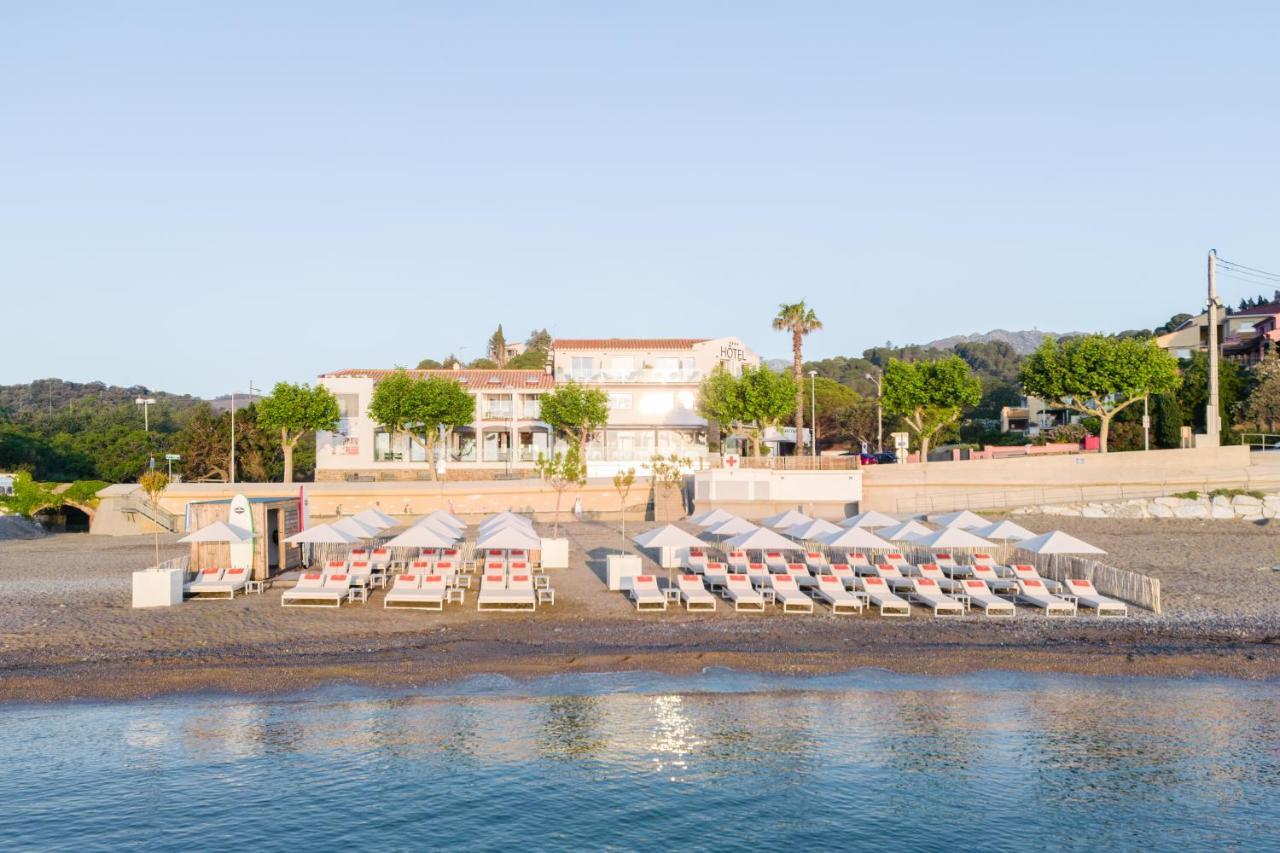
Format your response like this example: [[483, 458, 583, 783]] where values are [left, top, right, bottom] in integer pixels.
[[1216, 258, 1280, 282], [1216, 257, 1280, 279]]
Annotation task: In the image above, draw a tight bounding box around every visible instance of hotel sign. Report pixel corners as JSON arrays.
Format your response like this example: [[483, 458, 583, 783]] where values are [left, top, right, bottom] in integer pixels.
[[717, 344, 747, 363]]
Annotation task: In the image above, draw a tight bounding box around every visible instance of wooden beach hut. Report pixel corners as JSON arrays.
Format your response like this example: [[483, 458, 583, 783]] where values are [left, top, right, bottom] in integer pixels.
[[185, 495, 303, 580]]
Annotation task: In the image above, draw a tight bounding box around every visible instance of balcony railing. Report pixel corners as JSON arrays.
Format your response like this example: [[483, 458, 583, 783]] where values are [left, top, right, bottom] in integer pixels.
[[482, 407, 515, 420], [556, 368, 704, 384]]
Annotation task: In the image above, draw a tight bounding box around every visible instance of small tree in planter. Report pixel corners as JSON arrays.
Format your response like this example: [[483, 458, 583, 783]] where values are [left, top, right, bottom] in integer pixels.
[[138, 470, 169, 566], [612, 467, 637, 550], [535, 444, 586, 539], [648, 454, 692, 521]]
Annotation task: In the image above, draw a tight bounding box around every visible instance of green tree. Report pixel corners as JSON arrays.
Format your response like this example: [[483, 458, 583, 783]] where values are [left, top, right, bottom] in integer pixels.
[[1245, 350, 1280, 432], [800, 376, 861, 450], [1176, 351, 1247, 441], [1151, 392, 1185, 449], [256, 382, 341, 483], [738, 365, 797, 456], [138, 469, 169, 565], [505, 349, 548, 370], [171, 403, 230, 482], [535, 445, 586, 538], [487, 324, 508, 366], [772, 301, 823, 455], [526, 328, 553, 353], [648, 453, 691, 520], [367, 371, 475, 481], [882, 355, 982, 459], [0, 471, 62, 518], [1020, 336, 1180, 452], [467, 357, 499, 369], [415, 358, 443, 370], [697, 365, 747, 450], [539, 381, 609, 449]]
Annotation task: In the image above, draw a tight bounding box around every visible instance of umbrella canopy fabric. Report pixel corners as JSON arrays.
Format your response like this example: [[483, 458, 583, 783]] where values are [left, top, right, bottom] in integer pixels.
[[820, 526, 893, 550], [1015, 530, 1106, 555], [423, 509, 466, 530], [911, 527, 995, 550], [971, 520, 1036, 541], [784, 518, 843, 540], [632, 524, 707, 550], [838, 510, 899, 529], [690, 508, 739, 528], [478, 512, 534, 533], [725, 526, 804, 552], [878, 520, 935, 542], [761, 509, 812, 529], [331, 517, 381, 539], [476, 525, 542, 550], [352, 508, 398, 530], [930, 510, 991, 530], [283, 523, 361, 545], [705, 516, 758, 537], [180, 520, 253, 544], [412, 516, 463, 540], [384, 524, 458, 549], [477, 517, 534, 538]]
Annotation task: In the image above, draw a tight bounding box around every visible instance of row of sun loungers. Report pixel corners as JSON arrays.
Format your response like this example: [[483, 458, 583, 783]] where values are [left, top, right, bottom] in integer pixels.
[[184, 567, 250, 599], [655, 551, 1128, 618]]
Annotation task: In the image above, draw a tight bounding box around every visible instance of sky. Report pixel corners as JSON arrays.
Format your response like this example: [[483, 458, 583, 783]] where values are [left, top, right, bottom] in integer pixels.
[[4, 2, 1280, 396]]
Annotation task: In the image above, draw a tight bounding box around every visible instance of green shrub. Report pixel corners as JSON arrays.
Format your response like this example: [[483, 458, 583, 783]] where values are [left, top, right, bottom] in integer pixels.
[[1171, 490, 1199, 500]]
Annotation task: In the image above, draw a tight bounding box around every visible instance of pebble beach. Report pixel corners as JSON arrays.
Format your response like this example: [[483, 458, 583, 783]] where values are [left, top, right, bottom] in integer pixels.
[[1, 517, 1277, 703]]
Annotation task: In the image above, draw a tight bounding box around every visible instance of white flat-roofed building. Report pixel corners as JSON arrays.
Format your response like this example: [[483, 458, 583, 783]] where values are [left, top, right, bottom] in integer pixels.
[[551, 337, 760, 474], [315, 368, 555, 481]]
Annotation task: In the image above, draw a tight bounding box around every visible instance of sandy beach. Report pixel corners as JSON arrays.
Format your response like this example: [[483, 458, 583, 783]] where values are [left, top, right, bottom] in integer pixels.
[[1, 517, 1278, 703]]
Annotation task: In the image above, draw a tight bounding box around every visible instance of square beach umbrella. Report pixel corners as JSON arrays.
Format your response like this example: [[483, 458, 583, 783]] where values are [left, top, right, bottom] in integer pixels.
[[352, 508, 398, 530], [476, 525, 542, 551], [180, 520, 252, 543], [725, 526, 804, 553], [910, 527, 994, 551], [690, 508, 736, 527], [879, 520, 934, 542], [784, 518, 843, 541], [838, 510, 899, 529], [1015, 531, 1105, 555], [820, 526, 893, 551], [762, 509, 812, 529], [930, 510, 991, 530], [385, 524, 458, 550]]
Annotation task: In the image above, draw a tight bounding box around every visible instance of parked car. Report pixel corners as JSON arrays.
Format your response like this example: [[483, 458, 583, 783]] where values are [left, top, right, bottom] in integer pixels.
[[859, 451, 897, 465]]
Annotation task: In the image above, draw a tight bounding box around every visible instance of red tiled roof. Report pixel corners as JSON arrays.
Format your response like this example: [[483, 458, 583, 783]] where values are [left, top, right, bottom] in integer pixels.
[[552, 338, 708, 350], [320, 369, 555, 389]]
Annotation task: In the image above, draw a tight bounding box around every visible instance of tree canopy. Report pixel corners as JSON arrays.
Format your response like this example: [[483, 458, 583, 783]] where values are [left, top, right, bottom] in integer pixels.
[[538, 381, 609, 448], [367, 371, 475, 480], [256, 382, 341, 483], [1020, 335, 1180, 452], [697, 364, 795, 456], [773, 301, 822, 455], [881, 355, 982, 459]]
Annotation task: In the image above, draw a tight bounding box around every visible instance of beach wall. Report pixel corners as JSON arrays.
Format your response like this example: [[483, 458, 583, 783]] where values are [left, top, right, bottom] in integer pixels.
[[1025, 553, 1163, 614], [692, 469, 863, 520], [861, 445, 1270, 514]]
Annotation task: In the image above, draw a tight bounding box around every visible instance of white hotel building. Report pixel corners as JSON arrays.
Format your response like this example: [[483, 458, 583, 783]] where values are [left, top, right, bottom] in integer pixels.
[[314, 336, 759, 481]]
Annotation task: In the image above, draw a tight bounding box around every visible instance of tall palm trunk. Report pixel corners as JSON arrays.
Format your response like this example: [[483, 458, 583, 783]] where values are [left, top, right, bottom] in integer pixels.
[[792, 330, 804, 456]]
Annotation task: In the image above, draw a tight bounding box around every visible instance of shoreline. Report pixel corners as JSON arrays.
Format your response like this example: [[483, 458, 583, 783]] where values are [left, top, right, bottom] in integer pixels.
[[4, 625, 1277, 705]]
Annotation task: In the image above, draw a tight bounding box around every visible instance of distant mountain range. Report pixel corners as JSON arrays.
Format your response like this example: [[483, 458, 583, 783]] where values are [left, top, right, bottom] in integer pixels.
[[920, 329, 1079, 355]]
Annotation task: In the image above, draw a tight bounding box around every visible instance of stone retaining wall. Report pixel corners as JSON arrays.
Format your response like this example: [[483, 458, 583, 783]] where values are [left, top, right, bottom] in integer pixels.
[[1012, 492, 1280, 521]]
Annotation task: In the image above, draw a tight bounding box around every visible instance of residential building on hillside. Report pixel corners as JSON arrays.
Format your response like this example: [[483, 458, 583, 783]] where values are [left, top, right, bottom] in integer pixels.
[[1000, 396, 1077, 436], [1156, 294, 1280, 363], [314, 368, 555, 481], [551, 337, 760, 473]]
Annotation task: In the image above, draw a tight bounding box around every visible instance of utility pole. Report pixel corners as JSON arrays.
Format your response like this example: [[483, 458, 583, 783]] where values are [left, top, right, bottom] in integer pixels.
[[135, 397, 156, 433], [1205, 250, 1222, 446], [1143, 395, 1150, 451], [809, 370, 818, 461], [865, 372, 884, 453]]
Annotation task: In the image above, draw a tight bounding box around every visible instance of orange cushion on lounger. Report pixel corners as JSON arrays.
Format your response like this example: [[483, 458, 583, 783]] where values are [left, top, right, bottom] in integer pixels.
[[512, 575, 528, 582], [865, 577, 884, 585], [922, 564, 938, 571], [728, 574, 746, 581], [303, 572, 322, 580], [202, 568, 220, 575], [888, 553, 903, 559], [749, 563, 764, 569], [1070, 579, 1089, 587], [425, 575, 441, 582], [690, 549, 703, 556], [966, 580, 985, 588], [936, 553, 951, 560], [488, 562, 504, 570], [397, 574, 415, 583], [918, 578, 936, 586], [330, 574, 347, 581], [511, 562, 527, 569], [412, 561, 430, 569], [436, 562, 453, 569], [820, 576, 838, 584], [352, 561, 369, 569], [636, 575, 653, 583], [444, 549, 458, 556], [486, 575, 503, 582], [1024, 579, 1042, 588], [682, 575, 699, 581], [766, 552, 780, 557], [975, 553, 990, 559], [226, 568, 245, 575]]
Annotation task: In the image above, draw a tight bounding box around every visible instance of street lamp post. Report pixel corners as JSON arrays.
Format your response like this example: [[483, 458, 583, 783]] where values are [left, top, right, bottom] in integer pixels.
[[135, 397, 156, 433], [865, 372, 883, 453], [808, 370, 818, 461]]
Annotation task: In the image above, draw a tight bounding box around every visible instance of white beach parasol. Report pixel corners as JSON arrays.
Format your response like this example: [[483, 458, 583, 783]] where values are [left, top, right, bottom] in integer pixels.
[[838, 510, 899, 529], [910, 527, 995, 550], [784, 518, 843, 541], [423, 509, 467, 530], [820, 525, 893, 551], [878, 520, 934, 542], [724, 526, 804, 552], [971, 520, 1037, 542], [930, 510, 992, 530], [705, 516, 757, 537], [632, 524, 707, 550], [761, 509, 812, 529], [331, 516, 381, 539], [352, 507, 398, 530], [690, 508, 736, 527], [384, 524, 458, 549], [412, 516, 463, 540], [180, 520, 252, 543], [476, 525, 542, 550], [282, 523, 360, 545], [1015, 530, 1106, 555]]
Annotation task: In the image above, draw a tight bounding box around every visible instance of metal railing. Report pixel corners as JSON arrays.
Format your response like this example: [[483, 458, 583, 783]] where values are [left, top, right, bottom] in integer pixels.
[[556, 368, 704, 384], [891, 476, 1273, 515], [1241, 433, 1280, 451], [734, 456, 860, 471], [120, 495, 180, 532]]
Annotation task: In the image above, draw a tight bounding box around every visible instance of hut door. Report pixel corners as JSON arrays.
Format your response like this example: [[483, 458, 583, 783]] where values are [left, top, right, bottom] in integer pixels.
[[267, 509, 281, 570]]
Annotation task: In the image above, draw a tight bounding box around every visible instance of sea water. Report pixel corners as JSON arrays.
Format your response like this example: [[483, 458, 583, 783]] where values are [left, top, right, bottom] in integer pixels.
[[2, 669, 1276, 851]]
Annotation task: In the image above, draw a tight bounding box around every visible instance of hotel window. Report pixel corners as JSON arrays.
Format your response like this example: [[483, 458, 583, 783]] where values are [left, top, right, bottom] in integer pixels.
[[335, 394, 360, 418], [608, 392, 633, 411], [609, 356, 635, 376], [571, 356, 594, 374], [639, 391, 675, 415]]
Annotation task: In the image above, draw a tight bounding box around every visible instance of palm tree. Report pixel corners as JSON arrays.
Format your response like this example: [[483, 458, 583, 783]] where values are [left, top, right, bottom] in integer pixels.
[[772, 301, 823, 456]]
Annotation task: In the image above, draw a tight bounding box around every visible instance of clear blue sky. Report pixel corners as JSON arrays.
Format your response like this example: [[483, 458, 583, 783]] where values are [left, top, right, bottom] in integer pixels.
[[4, 2, 1279, 396]]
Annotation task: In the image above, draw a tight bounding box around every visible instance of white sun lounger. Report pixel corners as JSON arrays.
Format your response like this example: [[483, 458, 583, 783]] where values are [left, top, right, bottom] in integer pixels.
[[185, 566, 251, 599], [348, 560, 373, 590], [814, 574, 866, 614], [676, 574, 717, 611], [281, 571, 347, 607], [908, 577, 965, 617], [804, 551, 829, 573], [764, 551, 788, 572], [628, 575, 668, 611], [845, 553, 873, 573], [969, 564, 1019, 595], [767, 573, 814, 613], [1065, 579, 1127, 617], [745, 562, 771, 585], [324, 559, 349, 574], [872, 563, 915, 593], [723, 573, 766, 612], [1016, 578, 1076, 617], [857, 576, 911, 617], [1012, 564, 1064, 594], [827, 563, 858, 588], [476, 573, 537, 612], [916, 563, 964, 593], [702, 561, 730, 589], [961, 579, 1016, 618], [934, 553, 970, 578], [726, 551, 749, 573], [384, 573, 447, 610], [885, 553, 912, 570], [784, 563, 818, 590], [684, 549, 709, 573]]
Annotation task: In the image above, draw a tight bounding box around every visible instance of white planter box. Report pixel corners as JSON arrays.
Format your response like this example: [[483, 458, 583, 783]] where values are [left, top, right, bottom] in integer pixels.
[[606, 555, 643, 591], [132, 567, 185, 608], [540, 538, 570, 569], [658, 545, 682, 570]]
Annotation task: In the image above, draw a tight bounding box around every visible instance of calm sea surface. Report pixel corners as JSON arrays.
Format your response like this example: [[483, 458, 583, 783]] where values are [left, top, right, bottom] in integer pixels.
[[2, 669, 1276, 852]]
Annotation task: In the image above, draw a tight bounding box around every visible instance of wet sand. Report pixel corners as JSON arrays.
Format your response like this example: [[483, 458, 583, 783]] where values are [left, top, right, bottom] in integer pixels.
[[1, 519, 1278, 703]]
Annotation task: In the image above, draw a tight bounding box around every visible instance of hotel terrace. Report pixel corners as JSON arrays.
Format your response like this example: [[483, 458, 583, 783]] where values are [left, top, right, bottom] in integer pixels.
[[314, 336, 760, 481]]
